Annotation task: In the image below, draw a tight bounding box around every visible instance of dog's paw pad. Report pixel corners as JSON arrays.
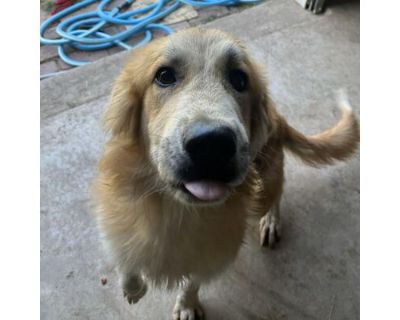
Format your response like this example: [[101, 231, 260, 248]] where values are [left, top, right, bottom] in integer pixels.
[[259, 212, 281, 248], [123, 278, 147, 305], [173, 302, 204, 320]]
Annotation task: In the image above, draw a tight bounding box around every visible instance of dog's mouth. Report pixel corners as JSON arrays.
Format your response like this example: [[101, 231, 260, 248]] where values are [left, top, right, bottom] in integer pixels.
[[180, 180, 230, 202], [172, 160, 239, 203]]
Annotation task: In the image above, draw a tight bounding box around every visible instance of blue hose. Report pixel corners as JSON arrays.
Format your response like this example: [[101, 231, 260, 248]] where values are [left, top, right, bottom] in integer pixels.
[[40, 0, 260, 67]]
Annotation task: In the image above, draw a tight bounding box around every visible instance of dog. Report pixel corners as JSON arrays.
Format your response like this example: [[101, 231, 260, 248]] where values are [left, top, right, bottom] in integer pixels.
[[91, 28, 359, 320]]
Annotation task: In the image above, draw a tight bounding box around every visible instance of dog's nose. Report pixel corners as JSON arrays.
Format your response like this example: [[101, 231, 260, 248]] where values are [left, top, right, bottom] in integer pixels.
[[184, 123, 236, 166]]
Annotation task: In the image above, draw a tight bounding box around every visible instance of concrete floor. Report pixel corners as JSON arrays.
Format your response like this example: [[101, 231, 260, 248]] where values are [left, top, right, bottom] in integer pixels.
[[40, 0, 360, 319]]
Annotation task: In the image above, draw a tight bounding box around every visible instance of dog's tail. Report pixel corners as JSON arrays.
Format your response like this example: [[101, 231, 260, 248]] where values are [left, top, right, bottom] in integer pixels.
[[280, 92, 359, 166]]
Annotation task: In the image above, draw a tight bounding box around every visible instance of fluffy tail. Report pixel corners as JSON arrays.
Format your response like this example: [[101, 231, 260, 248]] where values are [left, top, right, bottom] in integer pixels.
[[281, 93, 359, 166]]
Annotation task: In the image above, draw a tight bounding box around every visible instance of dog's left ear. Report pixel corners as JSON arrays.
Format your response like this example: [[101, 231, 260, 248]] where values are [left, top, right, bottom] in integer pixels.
[[247, 59, 280, 159]]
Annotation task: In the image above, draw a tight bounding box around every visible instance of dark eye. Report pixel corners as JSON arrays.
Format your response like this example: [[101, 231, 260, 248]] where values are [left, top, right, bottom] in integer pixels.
[[155, 67, 176, 87], [229, 69, 248, 92]]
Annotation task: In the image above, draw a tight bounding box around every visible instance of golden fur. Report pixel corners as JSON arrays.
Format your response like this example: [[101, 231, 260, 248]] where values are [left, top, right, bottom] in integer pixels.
[[91, 28, 359, 319]]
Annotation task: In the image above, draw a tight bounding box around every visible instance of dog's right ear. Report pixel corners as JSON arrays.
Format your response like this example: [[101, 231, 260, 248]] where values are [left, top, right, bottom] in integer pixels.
[[103, 72, 141, 137], [103, 44, 158, 138]]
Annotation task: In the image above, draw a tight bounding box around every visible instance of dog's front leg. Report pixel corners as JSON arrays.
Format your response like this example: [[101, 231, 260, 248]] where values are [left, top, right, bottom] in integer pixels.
[[119, 270, 147, 305], [173, 278, 203, 320], [255, 142, 284, 249], [259, 201, 282, 248]]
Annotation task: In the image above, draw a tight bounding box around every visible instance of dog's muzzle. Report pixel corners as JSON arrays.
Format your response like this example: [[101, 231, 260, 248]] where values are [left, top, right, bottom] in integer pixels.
[[177, 122, 239, 201]]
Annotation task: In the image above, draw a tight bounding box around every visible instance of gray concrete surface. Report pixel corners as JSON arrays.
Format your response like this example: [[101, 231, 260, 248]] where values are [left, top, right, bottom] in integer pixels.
[[41, 0, 360, 319]]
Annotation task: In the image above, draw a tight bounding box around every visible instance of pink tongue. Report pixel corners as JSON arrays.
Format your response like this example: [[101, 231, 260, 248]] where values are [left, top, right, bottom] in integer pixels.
[[184, 181, 228, 201]]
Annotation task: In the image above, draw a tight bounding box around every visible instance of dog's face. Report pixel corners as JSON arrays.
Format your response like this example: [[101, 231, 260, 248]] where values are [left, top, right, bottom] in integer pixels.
[[105, 29, 272, 205]]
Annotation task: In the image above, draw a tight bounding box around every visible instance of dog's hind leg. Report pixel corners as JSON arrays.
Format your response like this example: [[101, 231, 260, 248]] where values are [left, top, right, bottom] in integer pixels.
[[173, 277, 204, 320]]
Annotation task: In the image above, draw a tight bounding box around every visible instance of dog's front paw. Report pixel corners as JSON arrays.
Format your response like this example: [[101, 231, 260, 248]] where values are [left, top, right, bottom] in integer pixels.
[[173, 299, 204, 320], [122, 275, 147, 304], [259, 211, 281, 248]]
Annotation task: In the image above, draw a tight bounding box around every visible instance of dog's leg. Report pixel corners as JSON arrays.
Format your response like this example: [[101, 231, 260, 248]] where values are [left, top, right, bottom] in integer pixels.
[[255, 142, 284, 249], [173, 278, 203, 320], [259, 201, 282, 248], [120, 271, 148, 305]]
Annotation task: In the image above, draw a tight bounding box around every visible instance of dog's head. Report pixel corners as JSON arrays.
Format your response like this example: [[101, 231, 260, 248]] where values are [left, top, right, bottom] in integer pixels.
[[105, 28, 276, 205]]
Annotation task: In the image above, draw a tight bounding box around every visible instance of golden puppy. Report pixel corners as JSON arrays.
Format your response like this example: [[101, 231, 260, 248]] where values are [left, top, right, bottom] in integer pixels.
[[91, 28, 359, 319]]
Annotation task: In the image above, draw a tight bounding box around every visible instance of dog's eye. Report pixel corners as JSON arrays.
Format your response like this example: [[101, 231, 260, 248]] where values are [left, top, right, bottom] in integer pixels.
[[229, 69, 248, 92], [155, 67, 176, 87]]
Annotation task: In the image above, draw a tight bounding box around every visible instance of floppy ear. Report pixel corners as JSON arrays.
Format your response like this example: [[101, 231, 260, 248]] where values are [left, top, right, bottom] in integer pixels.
[[103, 43, 159, 138], [247, 59, 280, 159], [103, 73, 141, 137]]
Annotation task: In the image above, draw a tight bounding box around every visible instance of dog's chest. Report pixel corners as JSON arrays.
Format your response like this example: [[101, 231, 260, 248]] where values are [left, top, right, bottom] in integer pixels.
[[136, 199, 248, 282]]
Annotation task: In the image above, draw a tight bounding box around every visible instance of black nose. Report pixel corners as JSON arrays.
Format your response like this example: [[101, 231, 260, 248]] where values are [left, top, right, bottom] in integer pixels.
[[184, 123, 237, 167]]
